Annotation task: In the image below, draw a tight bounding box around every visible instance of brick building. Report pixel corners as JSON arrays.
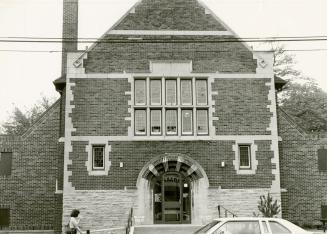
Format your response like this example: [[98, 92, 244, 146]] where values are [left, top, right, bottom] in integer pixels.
[[0, 0, 326, 232]]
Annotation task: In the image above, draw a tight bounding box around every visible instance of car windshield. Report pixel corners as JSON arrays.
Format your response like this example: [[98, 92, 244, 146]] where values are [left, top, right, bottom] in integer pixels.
[[194, 221, 220, 234]]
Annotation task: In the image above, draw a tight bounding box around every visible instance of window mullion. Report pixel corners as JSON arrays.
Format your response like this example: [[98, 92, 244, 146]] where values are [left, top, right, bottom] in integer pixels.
[[177, 77, 181, 137], [146, 77, 150, 136], [162, 77, 166, 136], [192, 77, 197, 136]]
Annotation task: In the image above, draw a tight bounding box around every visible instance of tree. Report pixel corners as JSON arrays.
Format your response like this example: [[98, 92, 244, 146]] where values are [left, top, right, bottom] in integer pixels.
[[257, 193, 281, 217], [269, 42, 327, 133], [1, 95, 56, 135]]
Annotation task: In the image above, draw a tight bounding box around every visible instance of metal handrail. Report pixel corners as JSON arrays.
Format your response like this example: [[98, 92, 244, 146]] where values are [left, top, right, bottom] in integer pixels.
[[217, 205, 237, 218], [126, 208, 134, 234]]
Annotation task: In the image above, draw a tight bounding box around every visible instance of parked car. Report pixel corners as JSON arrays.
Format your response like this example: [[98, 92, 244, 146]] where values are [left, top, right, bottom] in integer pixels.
[[193, 217, 313, 234]]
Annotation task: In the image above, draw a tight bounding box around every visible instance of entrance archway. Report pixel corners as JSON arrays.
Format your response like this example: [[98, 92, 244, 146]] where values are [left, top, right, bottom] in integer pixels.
[[136, 153, 209, 225], [153, 172, 191, 224]]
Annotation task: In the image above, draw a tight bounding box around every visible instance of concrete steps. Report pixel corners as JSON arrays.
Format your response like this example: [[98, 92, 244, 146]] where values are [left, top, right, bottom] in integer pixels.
[[133, 224, 201, 234]]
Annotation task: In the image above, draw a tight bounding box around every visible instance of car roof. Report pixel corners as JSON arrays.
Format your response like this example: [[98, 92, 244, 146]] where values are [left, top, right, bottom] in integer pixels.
[[212, 217, 284, 221]]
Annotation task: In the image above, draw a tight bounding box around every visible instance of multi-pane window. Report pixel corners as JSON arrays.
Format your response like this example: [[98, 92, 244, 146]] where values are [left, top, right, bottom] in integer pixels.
[[134, 77, 209, 136], [239, 145, 251, 169], [92, 146, 105, 170]]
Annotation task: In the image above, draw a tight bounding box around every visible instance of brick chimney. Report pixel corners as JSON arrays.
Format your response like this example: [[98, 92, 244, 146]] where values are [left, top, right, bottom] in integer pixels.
[[61, 0, 78, 75]]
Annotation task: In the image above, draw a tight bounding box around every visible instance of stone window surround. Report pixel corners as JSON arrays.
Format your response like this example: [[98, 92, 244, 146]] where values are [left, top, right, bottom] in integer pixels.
[[132, 76, 210, 137], [232, 140, 258, 175], [85, 141, 111, 176]]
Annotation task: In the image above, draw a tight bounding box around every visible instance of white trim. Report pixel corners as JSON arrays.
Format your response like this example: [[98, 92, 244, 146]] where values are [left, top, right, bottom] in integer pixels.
[[232, 140, 258, 175], [55, 179, 63, 194], [85, 141, 111, 176], [92, 145, 105, 170], [68, 135, 278, 142], [107, 30, 233, 36]]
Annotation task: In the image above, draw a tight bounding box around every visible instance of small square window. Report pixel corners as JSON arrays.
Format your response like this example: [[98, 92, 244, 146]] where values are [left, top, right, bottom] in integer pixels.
[[239, 145, 251, 169], [0, 208, 10, 227], [92, 146, 105, 170]]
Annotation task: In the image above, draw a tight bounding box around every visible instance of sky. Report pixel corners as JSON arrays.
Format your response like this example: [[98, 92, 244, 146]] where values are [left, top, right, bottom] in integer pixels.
[[0, 0, 327, 125]]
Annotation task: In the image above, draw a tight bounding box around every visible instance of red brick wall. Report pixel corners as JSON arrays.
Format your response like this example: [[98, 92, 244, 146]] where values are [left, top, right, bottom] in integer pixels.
[[83, 35, 257, 74], [278, 109, 327, 225], [212, 78, 272, 135], [114, 0, 226, 31], [68, 140, 275, 190], [0, 101, 63, 232], [70, 78, 130, 136]]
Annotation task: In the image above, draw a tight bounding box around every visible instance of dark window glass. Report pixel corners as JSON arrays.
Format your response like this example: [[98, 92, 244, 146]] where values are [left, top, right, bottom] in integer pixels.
[[92, 146, 104, 169], [0, 152, 12, 176], [322, 205, 327, 219], [239, 145, 251, 168], [318, 149, 327, 171], [0, 208, 10, 227]]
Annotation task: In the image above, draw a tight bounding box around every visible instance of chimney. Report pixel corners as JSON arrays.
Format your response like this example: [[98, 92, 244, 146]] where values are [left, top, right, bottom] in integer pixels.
[[61, 0, 78, 75]]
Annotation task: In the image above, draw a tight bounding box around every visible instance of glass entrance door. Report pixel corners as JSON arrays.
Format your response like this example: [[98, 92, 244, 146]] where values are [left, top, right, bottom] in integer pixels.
[[154, 172, 191, 224]]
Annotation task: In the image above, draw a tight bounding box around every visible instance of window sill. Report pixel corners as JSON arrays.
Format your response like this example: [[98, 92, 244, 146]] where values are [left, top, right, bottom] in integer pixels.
[[88, 170, 108, 176]]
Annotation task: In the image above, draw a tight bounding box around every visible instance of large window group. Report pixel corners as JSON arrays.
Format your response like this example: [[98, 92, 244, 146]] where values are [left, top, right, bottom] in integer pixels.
[[134, 77, 209, 136]]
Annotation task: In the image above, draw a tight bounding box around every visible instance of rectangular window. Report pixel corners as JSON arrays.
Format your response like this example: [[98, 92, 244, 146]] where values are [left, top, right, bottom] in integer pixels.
[[196, 79, 207, 105], [166, 80, 177, 105], [166, 110, 177, 135], [318, 149, 327, 171], [92, 146, 105, 170], [322, 205, 327, 219], [134, 79, 146, 105], [182, 109, 193, 135], [151, 110, 162, 135], [239, 145, 251, 169], [133, 77, 209, 137], [0, 208, 9, 227], [135, 109, 146, 135], [0, 152, 12, 176], [150, 79, 161, 105], [180, 79, 192, 105], [197, 110, 208, 135]]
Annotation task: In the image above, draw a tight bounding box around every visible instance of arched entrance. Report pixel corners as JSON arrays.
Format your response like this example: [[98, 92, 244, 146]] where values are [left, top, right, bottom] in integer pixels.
[[153, 172, 191, 224], [136, 153, 209, 225]]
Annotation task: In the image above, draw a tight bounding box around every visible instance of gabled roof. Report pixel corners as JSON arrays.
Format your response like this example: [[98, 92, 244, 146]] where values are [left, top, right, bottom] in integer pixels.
[[111, 0, 228, 31]]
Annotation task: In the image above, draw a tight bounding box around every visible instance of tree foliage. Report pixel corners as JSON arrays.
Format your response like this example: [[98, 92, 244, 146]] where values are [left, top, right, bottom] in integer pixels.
[[258, 193, 280, 217], [1, 96, 56, 135], [270, 42, 327, 133]]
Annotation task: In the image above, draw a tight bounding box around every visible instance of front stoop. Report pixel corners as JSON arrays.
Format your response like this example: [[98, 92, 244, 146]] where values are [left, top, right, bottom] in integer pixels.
[[133, 224, 201, 234]]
